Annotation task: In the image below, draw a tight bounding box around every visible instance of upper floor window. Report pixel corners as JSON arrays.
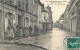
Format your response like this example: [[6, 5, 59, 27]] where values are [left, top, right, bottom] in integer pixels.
[[26, 3, 28, 11], [18, 1, 21, 7], [44, 17, 46, 20], [9, 0, 13, 3], [72, 11, 74, 15]]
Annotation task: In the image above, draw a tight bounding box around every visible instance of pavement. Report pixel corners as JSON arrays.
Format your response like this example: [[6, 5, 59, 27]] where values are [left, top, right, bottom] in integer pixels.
[[0, 30, 52, 49]]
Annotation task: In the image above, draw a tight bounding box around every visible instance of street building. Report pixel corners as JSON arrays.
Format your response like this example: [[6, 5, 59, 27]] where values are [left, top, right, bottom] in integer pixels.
[[46, 6, 53, 30], [54, 21, 59, 28], [68, 0, 77, 35], [42, 6, 53, 31], [63, 0, 80, 36], [37, 0, 43, 32], [42, 9, 48, 31], [64, 5, 70, 32], [0, 0, 38, 40], [75, 0, 80, 36], [0, 0, 53, 40]]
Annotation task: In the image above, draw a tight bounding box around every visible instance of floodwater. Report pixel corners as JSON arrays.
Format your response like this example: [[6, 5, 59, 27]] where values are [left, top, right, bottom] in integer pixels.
[[0, 28, 74, 50]]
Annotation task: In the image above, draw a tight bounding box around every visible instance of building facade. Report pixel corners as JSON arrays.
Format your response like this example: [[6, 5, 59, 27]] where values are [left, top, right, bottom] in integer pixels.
[[75, 0, 80, 36], [38, 0, 43, 31], [0, 0, 38, 40], [42, 10, 48, 31], [46, 6, 53, 30], [59, 14, 64, 29], [64, 5, 70, 31], [63, 0, 80, 36], [0, 0, 53, 40], [42, 6, 53, 31]]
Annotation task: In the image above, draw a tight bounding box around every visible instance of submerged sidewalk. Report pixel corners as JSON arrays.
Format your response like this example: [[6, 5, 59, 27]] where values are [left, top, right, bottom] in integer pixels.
[[0, 30, 52, 50], [0, 36, 38, 44]]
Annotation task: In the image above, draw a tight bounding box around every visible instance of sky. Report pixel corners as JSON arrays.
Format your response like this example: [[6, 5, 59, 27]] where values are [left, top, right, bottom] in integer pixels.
[[40, 0, 70, 23]]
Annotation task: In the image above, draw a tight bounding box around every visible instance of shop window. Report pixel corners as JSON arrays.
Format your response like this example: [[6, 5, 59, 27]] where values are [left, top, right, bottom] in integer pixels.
[[25, 17, 29, 27]]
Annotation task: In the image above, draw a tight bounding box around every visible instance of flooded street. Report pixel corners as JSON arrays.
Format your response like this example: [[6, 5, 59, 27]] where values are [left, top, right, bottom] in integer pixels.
[[33, 28, 67, 50], [0, 28, 70, 50], [51, 28, 67, 50], [0, 0, 78, 50]]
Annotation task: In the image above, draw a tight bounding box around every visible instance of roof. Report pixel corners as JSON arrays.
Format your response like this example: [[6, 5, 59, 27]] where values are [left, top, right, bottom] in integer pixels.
[[38, 0, 44, 6]]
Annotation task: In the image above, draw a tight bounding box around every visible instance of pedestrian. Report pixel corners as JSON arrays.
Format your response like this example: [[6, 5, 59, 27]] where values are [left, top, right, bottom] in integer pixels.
[[28, 25, 32, 36], [16, 25, 21, 38]]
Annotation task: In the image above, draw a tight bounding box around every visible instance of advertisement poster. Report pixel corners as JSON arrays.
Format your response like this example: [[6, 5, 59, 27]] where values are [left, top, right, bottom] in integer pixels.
[[0, 0, 80, 50]]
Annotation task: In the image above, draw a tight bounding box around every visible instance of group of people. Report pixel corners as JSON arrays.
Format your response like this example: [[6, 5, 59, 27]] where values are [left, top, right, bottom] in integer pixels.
[[5, 24, 39, 40], [28, 25, 39, 36]]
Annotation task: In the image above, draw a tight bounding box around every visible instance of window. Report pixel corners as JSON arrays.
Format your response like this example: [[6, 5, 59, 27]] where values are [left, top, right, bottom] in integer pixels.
[[44, 17, 46, 20], [33, 0, 34, 4], [72, 11, 74, 15], [68, 0, 75, 12], [25, 17, 29, 27], [18, 1, 21, 7], [5, 12, 8, 18], [9, 0, 13, 3], [12, 14, 15, 19], [26, 3, 28, 11]]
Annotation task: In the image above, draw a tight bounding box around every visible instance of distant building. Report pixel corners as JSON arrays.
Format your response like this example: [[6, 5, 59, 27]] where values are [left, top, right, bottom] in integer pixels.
[[42, 9, 48, 31], [46, 6, 53, 30], [54, 21, 59, 28], [59, 14, 64, 29], [42, 6, 53, 31]]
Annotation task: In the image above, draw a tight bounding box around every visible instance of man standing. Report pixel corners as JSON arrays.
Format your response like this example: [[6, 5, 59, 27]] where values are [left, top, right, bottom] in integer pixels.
[[28, 25, 32, 36]]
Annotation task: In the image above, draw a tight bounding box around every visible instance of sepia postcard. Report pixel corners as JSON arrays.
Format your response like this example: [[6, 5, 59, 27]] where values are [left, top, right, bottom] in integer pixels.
[[0, 0, 80, 50]]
